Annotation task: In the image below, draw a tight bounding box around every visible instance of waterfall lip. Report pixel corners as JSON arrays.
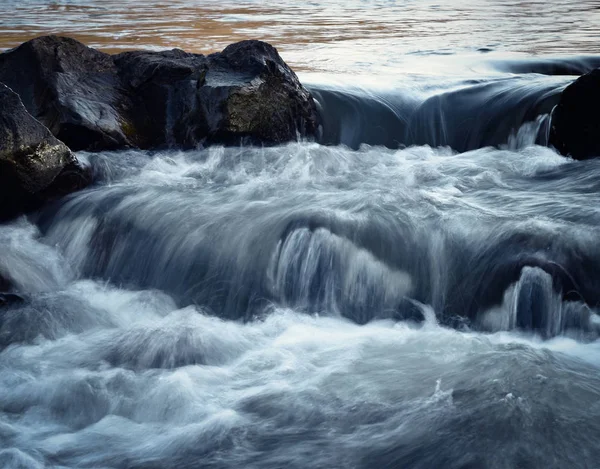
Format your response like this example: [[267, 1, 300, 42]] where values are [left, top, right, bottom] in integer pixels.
[[479, 265, 597, 339], [487, 55, 600, 76], [308, 74, 569, 152]]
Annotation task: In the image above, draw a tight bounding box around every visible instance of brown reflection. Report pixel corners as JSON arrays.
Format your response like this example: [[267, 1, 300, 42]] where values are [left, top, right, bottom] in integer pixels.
[[0, 0, 599, 74]]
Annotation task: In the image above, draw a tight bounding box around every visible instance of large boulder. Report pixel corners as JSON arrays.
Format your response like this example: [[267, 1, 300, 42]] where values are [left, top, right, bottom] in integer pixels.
[[549, 69, 600, 160], [0, 36, 129, 151], [115, 40, 319, 147], [0, 36, 319, 151], [208, 40, 318, 144], [0, 83, 90, 221]]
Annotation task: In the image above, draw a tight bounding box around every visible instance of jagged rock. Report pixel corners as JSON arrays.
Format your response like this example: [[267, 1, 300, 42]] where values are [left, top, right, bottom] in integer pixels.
[[207, 40, 318, 144], [0, 36, 129, 151], [549, 69, 600, 159], [0, 36, 319, 151], [0, 83, 90, 221]]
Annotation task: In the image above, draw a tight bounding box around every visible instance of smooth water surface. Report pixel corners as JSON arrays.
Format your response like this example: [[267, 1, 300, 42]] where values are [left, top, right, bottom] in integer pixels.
[[1, 0, 599, 74]]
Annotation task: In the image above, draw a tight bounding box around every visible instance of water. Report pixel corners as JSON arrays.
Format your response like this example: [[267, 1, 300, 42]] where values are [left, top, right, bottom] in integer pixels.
[[2, 1, 600, 468], [1, 0, 600, 74]]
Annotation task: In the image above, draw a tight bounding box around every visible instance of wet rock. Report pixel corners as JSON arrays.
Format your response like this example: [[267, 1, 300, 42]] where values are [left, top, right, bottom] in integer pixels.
[[0, 36, 129, 151], [549, 69, 600, 159], [0, 83, 90, 221], [206, 40, 318, 144], [114, 39, 319, 147], [113, 48, 208, 148], [0, 36, 319, 151]]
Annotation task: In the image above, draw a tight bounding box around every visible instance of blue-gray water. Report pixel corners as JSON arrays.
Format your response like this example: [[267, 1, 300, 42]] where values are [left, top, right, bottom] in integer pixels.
[[2, 1, 600, 468]]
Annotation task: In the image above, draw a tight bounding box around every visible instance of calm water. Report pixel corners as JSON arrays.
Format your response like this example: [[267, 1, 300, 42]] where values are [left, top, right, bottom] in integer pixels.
[[1, 0, 599, 74], [2, 1, 600, 468]]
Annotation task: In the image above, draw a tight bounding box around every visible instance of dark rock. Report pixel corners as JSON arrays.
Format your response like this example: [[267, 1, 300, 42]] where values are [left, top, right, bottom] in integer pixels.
[[0, 36, 130, 151], [549, 69, 600, 160], [0, 83, 90, 221], [113, 48, 209, 148], [0, 36, 319, 151], [207, 40, 318, 144], [114, 39, 318, 147]]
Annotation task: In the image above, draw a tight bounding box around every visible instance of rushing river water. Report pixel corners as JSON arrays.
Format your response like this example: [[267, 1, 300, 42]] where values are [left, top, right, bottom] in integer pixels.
[[2, 1, 600, 468]]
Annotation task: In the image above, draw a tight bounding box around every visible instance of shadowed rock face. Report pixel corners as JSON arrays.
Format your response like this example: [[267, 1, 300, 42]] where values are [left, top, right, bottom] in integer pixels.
[[550, 69, 600, 160], [213, 41, 318, 144], [0, 36, 127, 151], [0, 83, 90, 221], [0, 36, 319, 151]]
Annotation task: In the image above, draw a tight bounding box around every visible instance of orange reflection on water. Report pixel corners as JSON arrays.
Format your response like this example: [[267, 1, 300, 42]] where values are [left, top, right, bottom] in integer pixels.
[[1, 0, 599, 74]]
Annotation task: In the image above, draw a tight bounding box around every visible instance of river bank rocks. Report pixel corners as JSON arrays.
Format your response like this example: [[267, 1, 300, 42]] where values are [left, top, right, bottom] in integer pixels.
[[550, 68, 600, 160], [0, 35, 319, 151], [0, 84, 90, 221], [0, 35, 318, 220]]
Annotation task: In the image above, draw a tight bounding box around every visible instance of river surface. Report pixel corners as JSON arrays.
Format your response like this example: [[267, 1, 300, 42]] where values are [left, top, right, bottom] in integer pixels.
[[2, 1, 600, 468], [1, 0, 600, 74]]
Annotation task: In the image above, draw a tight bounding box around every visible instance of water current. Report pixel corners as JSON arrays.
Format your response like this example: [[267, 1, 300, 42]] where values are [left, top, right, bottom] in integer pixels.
[[1, 1, 600, 468]]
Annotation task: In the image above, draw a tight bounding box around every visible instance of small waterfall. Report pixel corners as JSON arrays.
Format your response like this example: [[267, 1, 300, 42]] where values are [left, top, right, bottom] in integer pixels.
[[481, 266, 595, 338], [506, 114, 552, 150], [311, 76, 565, 152], [512, 266, 562, 336], [267, 227, 413, 323]]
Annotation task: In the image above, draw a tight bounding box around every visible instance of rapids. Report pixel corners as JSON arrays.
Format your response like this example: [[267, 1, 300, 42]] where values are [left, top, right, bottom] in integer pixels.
[[2, 123, 600, 466], [3, 1, 600, 468]]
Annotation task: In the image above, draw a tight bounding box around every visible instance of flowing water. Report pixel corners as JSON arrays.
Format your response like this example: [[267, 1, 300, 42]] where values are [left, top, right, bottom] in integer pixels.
[[2, 1, 600, 468]]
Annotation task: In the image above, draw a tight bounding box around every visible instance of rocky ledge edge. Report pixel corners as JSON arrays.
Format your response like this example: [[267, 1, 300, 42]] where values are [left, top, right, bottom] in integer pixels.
[[0, 35, 319, 221]]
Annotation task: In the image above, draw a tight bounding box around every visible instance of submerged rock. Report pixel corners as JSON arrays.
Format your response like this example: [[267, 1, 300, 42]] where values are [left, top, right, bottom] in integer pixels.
[[0, 83, 90, 221], [0, 36, 319, 151], [550, 69, 600, 160]]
